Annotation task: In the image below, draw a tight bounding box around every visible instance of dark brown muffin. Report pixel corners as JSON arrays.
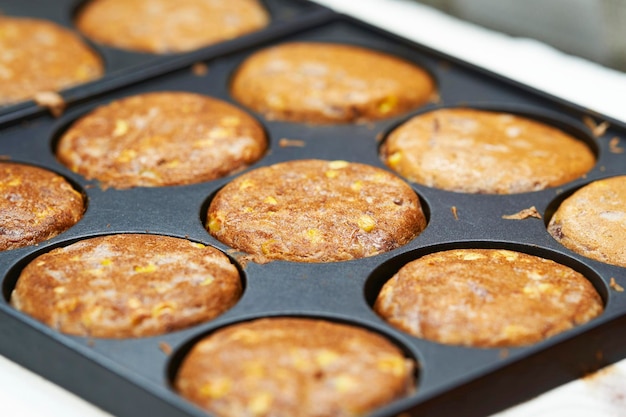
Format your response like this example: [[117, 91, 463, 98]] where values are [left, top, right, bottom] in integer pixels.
[[548, 175, 626, 268], [374, 249, 603, 347], [56, 92, 267, 189], [175, 317, 415, 417], [230, 42, 436, 123], [0, 163, 84, 251], [381, 108, 595, 194], [11, 234, 242, 338], [207, 159, 427, 262], [0, 17, 103, 106], [75, 0, 269, 54]]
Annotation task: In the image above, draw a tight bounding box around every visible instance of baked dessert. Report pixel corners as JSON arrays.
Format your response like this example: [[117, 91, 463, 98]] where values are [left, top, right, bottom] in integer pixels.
[[75, 0, 269, 54], [56, 91, 267, 189], [374, 248, 603, 347], [230, 42, 436, 123], [0, 162, 84, 251], [11, 234, 242, 338], [0, 16, 103, 106], [548, 175, 626, 267], [207, 159, 427, 262], [174, 317, 415, 417], [380, 108, 595, 194]]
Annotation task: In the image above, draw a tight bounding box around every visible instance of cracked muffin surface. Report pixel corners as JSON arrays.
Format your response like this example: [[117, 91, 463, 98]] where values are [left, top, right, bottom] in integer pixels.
[[381, 108, 595, 194], [207, 159, 427, 263], [0, 16, 102, 106], [11, 234, 242, 338], [175, 317, 416, 417], [57, 92, 267, 189], [548, 175, 626, 267], [230, 42, 436, 123], [374, 248, 603, 347], [0, 163, 84, 251], [76, 0, 269, 53]]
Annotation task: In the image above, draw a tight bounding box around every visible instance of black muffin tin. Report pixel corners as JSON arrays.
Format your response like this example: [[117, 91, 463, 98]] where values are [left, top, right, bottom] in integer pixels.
[[1, 3, 626, 417]]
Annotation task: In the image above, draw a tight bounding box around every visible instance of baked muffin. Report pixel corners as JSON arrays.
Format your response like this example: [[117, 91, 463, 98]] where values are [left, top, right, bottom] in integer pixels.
[[56, 92, 267, 189], [175, 317, 415, 417], [0, 162, 84, 251], [374, 249, 603, 347], [230, 42, 436, 123], [75, 0, 269, 54], [381, 108, 595, 194], [548, 175, 626, 268], [11, 234, 242, 338], [207, 159, 427, 262], [0, 16, 103, 106]]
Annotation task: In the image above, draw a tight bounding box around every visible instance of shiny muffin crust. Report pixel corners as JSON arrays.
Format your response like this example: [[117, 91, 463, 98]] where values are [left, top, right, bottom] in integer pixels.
[[548, 175, 626, 268], [11, 234, 242, 338], [207, 159, 427, 263], [0, 163, 84, 251], [76, 0, 269, 54], [375, 249, 603, 347], [56, 92, 267, 189], [381, 108, 595, 194], [175, 317, 415, 417], [231, 42, 436, 123], [0, 16, 103, 106]]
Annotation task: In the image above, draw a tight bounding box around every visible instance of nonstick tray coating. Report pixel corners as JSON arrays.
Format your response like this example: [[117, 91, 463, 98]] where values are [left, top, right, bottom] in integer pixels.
[[0, 6, 625, 417]]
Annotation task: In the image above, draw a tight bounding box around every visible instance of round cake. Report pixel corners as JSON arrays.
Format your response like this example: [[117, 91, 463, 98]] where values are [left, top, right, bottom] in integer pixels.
[[380, 108, 595, 194], [230, 42, 436, 123], [11, 234, 242, 338], [207, 159, 427, 262], [174, 317, 415, 417], [0, 163, 84, 251], [56, 92, 267, 189], [548, 175, 626, 268], [374, 249, 603, 347], [0, 16, 103, 106], [75, 0, 269, 54]]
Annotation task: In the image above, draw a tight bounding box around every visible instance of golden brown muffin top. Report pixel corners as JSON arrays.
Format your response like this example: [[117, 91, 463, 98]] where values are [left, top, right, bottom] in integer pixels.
[[0, 162, 84, 251], [0, 17, 103, 106], [76, 0, 269, 53], [207, 159, 427, 262], [11, 234, 242, 338], [374, 249, 603, 347], [230, 42, 436, 123], [548, 175, 626, 267], [381, 108, 595, 194], [175, 318, 415, 417], [56, 92, 267, 189]]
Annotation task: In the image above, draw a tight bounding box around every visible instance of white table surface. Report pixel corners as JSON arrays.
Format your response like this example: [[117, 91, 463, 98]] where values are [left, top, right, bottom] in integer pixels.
[[2, 1, 626, 416]]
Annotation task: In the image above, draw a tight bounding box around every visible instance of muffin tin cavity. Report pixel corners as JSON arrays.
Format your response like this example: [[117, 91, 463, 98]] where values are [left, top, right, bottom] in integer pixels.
[[53, 91, 268, 189], [366, 243, 606, 348], [4, 233, 245, 338], [204, 159, 428, 263], [0, 16, 104, 107], [379, 106, 597, 194], [0, 161, 86, 251], [545, 175, 626, 268], [168, 315, 421, 417], [74, 0, 271, 54], [229, 41, 438, 124], [365, 242, 609, 311]]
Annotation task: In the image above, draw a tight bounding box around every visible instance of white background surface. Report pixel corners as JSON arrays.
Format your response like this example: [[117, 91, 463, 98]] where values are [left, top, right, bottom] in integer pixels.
[[2, 0, 626, 416]]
